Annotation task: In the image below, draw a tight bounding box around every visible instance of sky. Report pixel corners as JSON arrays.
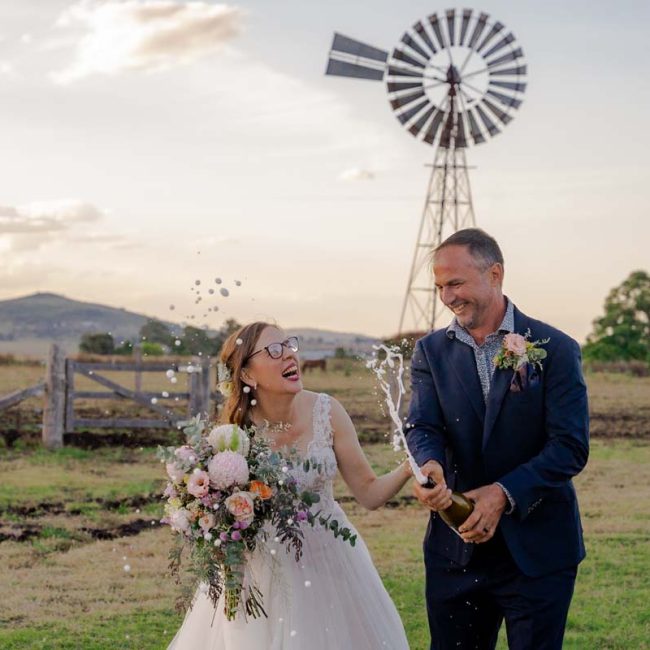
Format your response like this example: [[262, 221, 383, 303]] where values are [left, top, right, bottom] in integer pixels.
[[0, 0, 648, 341]]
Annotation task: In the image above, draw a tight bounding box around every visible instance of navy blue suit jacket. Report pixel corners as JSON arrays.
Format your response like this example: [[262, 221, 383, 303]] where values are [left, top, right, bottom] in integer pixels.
[[406, 305, 589, 578]]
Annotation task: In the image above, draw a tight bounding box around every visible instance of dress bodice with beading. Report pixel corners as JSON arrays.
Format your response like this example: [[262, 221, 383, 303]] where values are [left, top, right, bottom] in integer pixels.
[[290, 393, 338, 516]]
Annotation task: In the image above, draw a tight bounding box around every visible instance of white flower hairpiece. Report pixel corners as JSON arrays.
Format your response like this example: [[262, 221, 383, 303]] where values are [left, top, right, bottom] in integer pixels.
[[217, 361, 233, 397]]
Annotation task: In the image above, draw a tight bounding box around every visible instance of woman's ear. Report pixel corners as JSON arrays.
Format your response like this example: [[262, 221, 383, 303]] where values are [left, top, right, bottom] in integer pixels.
[[240, 369, 256, 390]]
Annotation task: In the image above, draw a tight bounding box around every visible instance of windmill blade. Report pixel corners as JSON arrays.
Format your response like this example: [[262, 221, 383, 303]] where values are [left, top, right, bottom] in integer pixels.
[[467, 12, 489, 50], [326, 59, 385, 81], [474, 103, 501, 136], [487, 48, 524, 69], [396, 98, 430, 124], [390, 87, 426, 110], [476, 21, 504, 53], [408, 104, 437, 137], [489, 65, 527, 77], [459, 9, 473, 45], [465, 108, 486, 144], [387, 81, 424, 93], [414, 20, 438, 56], [482, 98, 513, 125], [446, 9, 457, 46], [392, 48, 426, 69], [489, 80, 526, 92], [428, 13, 447, 50], [401, 33, 431, 62], [486, 88, 522, 109], [482, 33, 515, 59], [423, 109, 445, 144], [455, 111, 468, 148], [387, 64, 422, 79], [330, 33, 389, 63]]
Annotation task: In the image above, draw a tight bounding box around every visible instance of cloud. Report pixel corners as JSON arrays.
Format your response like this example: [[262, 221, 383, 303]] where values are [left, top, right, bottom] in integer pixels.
[[52, 0, 243, 83], [0, 199, 105, 235], [338, 168, 376, 182]]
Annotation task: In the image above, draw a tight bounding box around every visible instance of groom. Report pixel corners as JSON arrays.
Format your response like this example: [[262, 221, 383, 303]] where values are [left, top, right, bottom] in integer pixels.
[[406, 228, 589, 650]]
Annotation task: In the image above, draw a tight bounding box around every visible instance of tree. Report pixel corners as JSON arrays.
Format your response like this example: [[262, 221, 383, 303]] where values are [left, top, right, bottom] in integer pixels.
[[79, 332, 115, 355], [582, 270, 650, 363], [220, 318, 241, 339], [176, 326, 221, 356], [140, 319, 173, 346]]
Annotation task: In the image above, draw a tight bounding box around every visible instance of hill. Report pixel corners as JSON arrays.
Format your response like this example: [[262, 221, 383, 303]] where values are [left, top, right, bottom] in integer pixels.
[[0, 293, 180, 356], [0, 293, 379, 358]]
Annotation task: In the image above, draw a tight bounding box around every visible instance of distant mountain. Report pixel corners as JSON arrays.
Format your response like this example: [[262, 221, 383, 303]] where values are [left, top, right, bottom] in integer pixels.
[[0, 292, 181, 356], [286, 327, 380, 359], [0, 293, 379, 358]]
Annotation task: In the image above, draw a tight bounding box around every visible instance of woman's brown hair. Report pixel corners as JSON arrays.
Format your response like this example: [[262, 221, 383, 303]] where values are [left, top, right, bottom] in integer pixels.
[[218, 321, 272, 427]]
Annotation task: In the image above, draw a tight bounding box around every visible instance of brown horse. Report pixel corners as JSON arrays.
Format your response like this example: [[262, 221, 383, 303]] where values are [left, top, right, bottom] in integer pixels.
[[301, 358, 327, 373]]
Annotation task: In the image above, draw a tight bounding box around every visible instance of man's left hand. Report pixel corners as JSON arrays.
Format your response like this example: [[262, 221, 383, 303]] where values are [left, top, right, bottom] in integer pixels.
[[458, 484, 507, 544]]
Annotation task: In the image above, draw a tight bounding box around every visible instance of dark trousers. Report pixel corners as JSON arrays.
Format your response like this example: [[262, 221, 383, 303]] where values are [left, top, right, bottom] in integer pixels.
[[425, 531, 577, 650]]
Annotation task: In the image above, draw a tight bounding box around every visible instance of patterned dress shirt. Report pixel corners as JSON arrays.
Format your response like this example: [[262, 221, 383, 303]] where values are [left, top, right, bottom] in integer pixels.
[[445, 297, 517, 513]]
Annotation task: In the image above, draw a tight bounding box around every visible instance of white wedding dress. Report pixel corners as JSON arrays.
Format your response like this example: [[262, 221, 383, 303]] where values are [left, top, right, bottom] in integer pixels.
[[168, 393, 409, 649]]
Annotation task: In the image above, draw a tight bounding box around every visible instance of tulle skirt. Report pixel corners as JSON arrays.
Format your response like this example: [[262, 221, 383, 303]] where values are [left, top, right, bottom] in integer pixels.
[[168, 503, 409, 649]]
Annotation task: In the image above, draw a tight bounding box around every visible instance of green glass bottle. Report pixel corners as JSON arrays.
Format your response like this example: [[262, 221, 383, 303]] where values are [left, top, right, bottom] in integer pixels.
[[423, 478, 474, 532]]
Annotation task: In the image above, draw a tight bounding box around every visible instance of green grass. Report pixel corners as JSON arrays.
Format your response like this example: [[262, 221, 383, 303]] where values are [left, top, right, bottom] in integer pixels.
[[0, 609, 179, 650], [1, 432, 649, 648]]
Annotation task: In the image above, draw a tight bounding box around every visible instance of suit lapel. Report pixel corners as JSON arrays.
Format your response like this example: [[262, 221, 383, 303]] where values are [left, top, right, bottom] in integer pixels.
[[481, 307, 530, 449], [482, 367, 513, 449], [446, 336, 485, 424]]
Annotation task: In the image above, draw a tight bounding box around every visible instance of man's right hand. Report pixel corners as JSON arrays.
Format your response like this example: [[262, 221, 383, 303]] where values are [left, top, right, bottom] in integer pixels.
[[412, 460, 453, 511]]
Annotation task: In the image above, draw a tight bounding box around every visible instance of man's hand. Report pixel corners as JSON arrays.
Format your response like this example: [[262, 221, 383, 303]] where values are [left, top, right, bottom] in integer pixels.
[[458, 484, 507, 544], [412, 460, 453, 512]]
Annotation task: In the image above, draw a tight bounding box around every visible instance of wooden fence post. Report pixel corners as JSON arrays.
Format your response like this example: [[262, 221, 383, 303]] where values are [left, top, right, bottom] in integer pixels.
[[188, 356, 212, 420], [200, 356, 211, 419], [43, 344, 66, 449], [134, 344, 142, 395]]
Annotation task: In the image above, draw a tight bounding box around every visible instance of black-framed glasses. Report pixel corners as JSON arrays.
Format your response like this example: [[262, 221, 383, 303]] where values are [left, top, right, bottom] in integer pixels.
[[246, 336, 299, 362]]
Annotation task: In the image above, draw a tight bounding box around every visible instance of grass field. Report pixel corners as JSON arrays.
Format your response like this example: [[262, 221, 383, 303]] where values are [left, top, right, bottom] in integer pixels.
[[1, 362, 649, 649]]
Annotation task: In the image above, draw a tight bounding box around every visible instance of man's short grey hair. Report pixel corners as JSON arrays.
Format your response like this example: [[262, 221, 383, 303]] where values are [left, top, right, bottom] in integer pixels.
[[433, 228, 504, 270]]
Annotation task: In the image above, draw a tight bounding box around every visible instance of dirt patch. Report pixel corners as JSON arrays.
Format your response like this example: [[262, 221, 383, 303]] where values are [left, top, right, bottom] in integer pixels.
[[0, 493, 163, 518]]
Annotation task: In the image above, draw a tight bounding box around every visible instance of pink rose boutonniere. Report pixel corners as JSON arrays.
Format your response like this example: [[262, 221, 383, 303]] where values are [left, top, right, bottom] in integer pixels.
[[493, 329, 550, 372]]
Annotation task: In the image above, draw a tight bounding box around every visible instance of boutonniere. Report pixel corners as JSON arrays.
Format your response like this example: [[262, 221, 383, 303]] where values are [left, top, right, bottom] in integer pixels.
[[494, 330, 549, 392]]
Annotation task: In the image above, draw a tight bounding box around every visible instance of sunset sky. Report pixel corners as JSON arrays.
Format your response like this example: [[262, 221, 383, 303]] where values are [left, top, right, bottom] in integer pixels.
[[1, 0, 648, 341]]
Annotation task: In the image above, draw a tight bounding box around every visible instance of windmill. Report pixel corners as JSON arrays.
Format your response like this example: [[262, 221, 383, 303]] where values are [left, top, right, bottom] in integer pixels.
[[325, 9, 526, 333]]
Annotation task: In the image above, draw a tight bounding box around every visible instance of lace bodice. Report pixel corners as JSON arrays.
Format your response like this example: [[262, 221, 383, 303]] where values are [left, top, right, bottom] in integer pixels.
[[291, 393, 338, 514]]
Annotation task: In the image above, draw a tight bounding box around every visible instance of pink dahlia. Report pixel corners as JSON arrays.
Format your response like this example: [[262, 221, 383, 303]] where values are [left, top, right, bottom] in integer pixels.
[[187, 470, 210, 498], [208, 451, 249, 490]]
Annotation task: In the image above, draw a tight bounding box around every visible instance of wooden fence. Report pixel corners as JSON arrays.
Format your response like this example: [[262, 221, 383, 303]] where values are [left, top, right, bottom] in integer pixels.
[[0, 344, 219, 449]]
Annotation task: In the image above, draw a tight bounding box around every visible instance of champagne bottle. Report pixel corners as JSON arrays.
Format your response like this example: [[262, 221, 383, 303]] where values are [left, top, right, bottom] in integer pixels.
[[423, 478, 474, 531]]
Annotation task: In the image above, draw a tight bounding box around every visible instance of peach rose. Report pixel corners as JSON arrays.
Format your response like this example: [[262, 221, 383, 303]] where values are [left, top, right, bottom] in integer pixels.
[[503, 333, 527, 356], [198, 513, 216, 532], [224, 492, 255, 525]]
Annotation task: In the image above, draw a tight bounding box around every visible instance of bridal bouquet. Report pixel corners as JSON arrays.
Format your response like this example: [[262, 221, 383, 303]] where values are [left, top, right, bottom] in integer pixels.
[[157, 416, 356, 621]]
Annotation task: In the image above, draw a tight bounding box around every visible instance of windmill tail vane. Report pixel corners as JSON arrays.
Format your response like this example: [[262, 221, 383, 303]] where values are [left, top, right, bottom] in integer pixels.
[[325, 9, 526, 332]]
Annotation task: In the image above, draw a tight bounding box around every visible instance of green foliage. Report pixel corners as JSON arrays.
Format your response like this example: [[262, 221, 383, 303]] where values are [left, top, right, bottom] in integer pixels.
[[583, 270, 650, 364], [79, 332, 115, 355], [141, 342, 165, 356], [114, 340, 134, 355], [172, 319, 242, 356]]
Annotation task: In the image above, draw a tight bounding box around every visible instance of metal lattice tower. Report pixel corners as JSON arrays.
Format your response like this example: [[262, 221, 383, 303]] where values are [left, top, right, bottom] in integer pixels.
[[325, 9, 527, 332]]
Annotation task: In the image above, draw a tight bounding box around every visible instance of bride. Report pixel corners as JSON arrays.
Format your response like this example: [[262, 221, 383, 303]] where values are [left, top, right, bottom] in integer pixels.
[[168, 321, 411, 649]]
